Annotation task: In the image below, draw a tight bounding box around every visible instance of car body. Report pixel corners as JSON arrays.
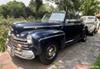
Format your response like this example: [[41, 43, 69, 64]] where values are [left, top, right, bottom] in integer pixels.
[[80, 16, 99, 35], [6, 12, 87, 64]]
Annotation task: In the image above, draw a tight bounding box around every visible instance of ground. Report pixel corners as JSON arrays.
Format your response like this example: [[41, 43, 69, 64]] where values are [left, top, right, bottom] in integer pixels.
[[0, 30, 100, 69]]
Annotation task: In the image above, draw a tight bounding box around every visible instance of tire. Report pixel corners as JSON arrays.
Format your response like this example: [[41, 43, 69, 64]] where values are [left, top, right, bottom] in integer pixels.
[[81, 32, 87, 42], [95, 27, 99, 33], [91, 31, 95, 36], [39, 42, 59, 65]]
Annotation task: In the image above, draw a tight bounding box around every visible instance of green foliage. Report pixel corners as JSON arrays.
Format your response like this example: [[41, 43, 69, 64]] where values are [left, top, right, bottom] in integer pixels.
[[54, 0, 83, 12], [71, 0, 84, 11], [29, 0, 43, 20], [91, 55, 100, 69], [0, 17, 27, 52], [55, 0, 73, 12], [53, 62, 60, 67], [80, 0, 99, 15], [0, 38, 5, 52], [29, 0, 36, 13], [0, 0, 53, 20], [53, 0, 100, 15], [0, 1, 28, 18]]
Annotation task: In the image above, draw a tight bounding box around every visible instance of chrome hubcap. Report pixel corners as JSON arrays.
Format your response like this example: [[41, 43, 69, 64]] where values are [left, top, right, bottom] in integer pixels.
[[46, 44, 56, 59]]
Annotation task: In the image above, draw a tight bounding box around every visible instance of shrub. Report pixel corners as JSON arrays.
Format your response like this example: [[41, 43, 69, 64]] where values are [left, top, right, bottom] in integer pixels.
[[0, 38, 5, 52], [0, 17, 28, 52]]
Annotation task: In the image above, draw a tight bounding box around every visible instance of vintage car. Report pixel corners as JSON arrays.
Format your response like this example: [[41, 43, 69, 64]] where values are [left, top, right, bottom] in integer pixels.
[[6, 12, 87, 65], [80, 16, 99, 36]]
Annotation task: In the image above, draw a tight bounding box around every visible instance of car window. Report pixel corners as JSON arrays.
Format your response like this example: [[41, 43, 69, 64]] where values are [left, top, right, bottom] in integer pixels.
[[66, 12, 79, 23], [87, 17, 95, 21]]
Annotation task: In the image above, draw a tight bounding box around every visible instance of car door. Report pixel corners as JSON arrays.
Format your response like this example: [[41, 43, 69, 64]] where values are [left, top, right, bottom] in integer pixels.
[[72, 21, 83, 39], [64, 13, 82, 43]]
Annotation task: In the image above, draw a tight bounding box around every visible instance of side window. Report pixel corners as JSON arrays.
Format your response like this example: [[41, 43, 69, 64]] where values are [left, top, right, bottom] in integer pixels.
[[66, 12, 79, 23]]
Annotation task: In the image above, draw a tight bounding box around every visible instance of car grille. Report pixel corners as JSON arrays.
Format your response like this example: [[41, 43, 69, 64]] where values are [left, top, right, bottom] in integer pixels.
[[11, 34, 29, 50]]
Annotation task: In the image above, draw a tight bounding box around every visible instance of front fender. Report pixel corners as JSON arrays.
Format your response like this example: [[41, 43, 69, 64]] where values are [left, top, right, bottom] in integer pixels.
[[30, 29, 65, 55]]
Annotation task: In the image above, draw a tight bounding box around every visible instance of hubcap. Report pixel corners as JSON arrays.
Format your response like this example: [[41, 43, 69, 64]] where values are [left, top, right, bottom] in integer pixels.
[[46, 44, 57, 59]]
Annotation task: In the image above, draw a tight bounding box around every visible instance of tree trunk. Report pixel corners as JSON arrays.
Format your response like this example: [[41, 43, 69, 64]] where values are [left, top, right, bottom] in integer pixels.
[[35, 8, 38, 20]]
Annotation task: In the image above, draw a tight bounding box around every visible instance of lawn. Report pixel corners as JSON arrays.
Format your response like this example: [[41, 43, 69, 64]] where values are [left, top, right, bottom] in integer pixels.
[[91, 55, 100, 69]]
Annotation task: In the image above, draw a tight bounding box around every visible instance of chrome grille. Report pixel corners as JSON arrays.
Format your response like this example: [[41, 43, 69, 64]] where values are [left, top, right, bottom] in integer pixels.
[[11, 34, 29, 50]]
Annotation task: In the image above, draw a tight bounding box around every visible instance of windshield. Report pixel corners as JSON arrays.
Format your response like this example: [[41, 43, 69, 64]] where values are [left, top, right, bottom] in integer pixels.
[[80, 16, 95, 21], [42, 12, 66, 22], [87, 17, 95, 21]]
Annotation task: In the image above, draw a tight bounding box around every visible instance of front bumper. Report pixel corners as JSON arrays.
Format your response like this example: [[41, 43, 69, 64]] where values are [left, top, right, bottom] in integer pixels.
[[6, 44, 35, 60]]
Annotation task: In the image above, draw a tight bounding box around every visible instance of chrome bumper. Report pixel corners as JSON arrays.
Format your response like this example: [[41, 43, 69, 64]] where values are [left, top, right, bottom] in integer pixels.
[[6, 44, 35, 60]]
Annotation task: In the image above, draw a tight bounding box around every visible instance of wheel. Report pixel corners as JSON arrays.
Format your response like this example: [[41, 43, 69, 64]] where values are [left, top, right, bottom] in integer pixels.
[[81, 32, 87, 42], [95, 27, 99, 33], [91, 31, 95, 36], [39, 42, 59, 65]]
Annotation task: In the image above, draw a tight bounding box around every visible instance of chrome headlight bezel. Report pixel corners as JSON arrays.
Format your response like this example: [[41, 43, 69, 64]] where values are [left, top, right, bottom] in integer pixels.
[[27, 35, 33, 44]]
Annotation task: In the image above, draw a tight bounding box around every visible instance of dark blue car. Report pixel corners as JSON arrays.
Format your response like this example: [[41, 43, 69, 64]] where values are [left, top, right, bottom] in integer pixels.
[[6, 12, 87, 65]]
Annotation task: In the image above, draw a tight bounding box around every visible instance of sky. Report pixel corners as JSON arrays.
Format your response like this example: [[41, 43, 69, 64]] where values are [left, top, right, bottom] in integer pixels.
[[0, 0, 56, 7], [0, 0, 30, 6]]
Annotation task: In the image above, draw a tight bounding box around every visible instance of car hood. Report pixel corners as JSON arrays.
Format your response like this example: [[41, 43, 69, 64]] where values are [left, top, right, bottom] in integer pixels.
[[83, 21, 95, 24], [12, 21, 63, 34]]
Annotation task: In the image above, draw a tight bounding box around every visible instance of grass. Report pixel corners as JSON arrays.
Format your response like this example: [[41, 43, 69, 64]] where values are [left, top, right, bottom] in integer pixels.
[[90, 55, 100, 69], [53, 62, 60, 67]]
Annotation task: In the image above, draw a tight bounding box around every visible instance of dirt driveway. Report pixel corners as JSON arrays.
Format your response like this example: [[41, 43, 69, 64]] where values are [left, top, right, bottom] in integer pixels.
[[0, 30, 100, 69]]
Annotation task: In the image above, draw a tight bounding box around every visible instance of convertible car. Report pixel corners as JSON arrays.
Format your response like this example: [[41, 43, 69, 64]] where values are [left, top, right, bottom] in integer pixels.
[[6, 12, 87, 64]]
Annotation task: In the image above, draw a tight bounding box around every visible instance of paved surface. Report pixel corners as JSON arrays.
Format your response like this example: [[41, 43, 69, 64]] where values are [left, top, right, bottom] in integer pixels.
[[0, 30, 100, 69]]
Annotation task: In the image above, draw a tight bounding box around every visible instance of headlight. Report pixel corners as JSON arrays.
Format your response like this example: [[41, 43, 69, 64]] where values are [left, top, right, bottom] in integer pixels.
[[27, 35, 33, 44]]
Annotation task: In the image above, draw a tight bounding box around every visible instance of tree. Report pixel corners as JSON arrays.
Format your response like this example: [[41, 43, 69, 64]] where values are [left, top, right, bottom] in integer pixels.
[[0, 1, 28, 18], [71, 0, 84, 12], [0, 5, 8, 18], [6, 1, 27, 18], [54, 0, 83, 13], [55, 0, 73, 12], [35, 0, 43, 19], [81, 0, 99, 15], [29, 0, 43, 20]]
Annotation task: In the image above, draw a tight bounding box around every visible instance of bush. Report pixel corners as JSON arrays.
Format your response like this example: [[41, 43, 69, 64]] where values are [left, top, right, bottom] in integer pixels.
[[91, 55, 100, 69], [0, 17, 29, 52], [0, 38, 5, 52]]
